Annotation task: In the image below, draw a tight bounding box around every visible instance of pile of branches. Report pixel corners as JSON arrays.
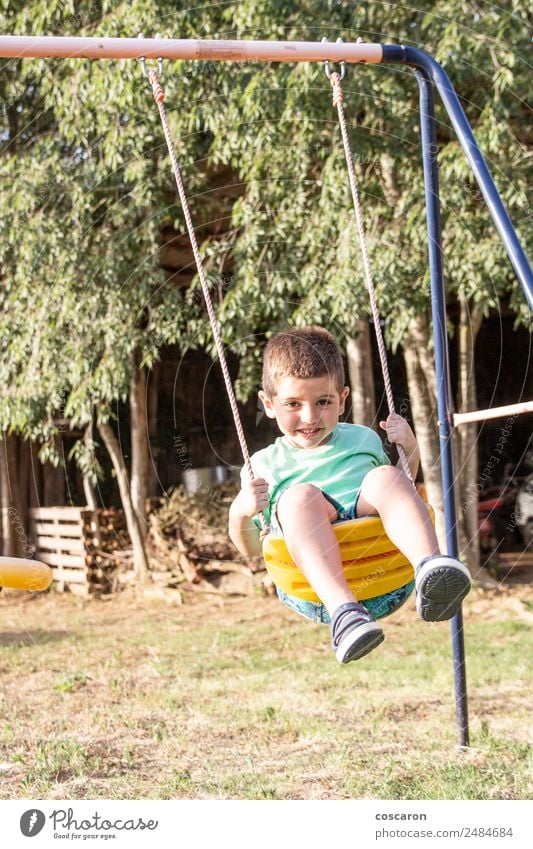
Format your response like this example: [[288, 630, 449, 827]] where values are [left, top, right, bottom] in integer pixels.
[[145, 483, 266, 596]]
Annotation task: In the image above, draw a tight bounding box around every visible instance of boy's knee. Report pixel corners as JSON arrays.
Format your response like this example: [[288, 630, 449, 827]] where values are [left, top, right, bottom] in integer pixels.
[[278, 483, 323, 510], [361, 465, 405, 498]]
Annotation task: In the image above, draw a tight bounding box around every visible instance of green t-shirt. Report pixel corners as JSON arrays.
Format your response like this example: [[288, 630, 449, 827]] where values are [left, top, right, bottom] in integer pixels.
[[243, 422, 390, 527]]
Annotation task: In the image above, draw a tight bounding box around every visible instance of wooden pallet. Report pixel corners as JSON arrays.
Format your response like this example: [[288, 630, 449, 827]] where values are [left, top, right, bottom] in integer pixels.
[[494, 549, 533, 570], [29, 507, 121, 597]]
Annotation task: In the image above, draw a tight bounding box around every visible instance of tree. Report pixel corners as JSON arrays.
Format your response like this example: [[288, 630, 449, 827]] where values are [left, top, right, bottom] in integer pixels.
[[0, 1, 230, 570]]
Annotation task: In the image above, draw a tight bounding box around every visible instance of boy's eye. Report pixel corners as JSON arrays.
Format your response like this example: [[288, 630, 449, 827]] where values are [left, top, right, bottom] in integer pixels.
[[284, 399, 332, 408]]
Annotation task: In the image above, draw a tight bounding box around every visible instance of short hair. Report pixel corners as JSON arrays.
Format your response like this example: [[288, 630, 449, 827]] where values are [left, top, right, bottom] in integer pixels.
[[261, 326, 345, 396]]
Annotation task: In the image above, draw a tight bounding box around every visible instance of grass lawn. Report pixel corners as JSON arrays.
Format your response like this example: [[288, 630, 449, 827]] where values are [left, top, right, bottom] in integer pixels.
[[0, 581, 531, 800]]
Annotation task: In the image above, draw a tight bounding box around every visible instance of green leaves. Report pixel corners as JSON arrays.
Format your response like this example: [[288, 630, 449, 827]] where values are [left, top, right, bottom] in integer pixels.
[[0, 0, 528, 439]]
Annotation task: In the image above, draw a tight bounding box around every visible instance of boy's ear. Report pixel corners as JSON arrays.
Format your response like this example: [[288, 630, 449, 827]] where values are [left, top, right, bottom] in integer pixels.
[[258, 389, 277, 419], [338, 386, 350, 414]]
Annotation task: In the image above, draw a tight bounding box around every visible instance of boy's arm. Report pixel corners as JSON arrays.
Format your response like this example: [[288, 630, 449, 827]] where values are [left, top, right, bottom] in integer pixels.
[[379, 414, 420, 480], [398, 438, 420, 480], [228, 477, 269, 557]]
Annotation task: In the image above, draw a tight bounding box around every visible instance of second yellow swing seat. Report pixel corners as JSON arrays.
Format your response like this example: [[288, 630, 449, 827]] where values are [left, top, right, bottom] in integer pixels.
[[0, 556, 53, 592], [262, 508, 434, 602]]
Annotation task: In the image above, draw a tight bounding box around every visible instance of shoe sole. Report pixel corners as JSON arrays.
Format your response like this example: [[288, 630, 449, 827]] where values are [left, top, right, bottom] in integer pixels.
[[416, 561, 471, 622], [335, 623, 385, 664]]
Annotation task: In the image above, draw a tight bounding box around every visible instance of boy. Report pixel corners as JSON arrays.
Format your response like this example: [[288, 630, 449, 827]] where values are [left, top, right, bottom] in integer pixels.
[[229, 327, 471, 664]]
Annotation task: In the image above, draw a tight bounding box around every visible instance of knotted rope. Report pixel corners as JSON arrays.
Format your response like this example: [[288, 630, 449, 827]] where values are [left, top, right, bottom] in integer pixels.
[[329, 71, 414, 483], [148, 70, 268, 527]]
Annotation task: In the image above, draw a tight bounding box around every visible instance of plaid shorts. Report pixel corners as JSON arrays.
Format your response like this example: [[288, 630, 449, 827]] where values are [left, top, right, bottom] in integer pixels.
[[277, 581, 415, 623]]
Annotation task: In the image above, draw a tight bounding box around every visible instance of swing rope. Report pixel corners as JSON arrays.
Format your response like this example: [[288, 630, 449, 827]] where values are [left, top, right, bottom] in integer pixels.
[[328, 71, 413, 484], [147, 71, 267, 529], [148, 63, 412, 511]]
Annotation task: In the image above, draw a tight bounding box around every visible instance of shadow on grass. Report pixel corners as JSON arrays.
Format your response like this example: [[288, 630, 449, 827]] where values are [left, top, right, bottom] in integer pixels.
[[0, 630, 68, 648]]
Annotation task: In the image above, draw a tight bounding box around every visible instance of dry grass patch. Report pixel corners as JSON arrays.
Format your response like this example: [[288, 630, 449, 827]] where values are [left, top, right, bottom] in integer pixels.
[[0, 582, 531, 799]]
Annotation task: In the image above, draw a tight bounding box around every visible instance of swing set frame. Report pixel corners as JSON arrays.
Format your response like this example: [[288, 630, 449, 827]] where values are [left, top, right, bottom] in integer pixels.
[[1, 35, 532, 749]]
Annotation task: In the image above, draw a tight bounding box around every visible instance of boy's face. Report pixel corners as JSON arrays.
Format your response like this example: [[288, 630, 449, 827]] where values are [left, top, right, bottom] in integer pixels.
[[259, 375, 349, 449]]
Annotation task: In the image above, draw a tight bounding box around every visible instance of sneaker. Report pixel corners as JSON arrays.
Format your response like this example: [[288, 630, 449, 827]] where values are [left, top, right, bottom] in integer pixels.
[[415, 555, 471, 621], [330, 601, 385, 664]]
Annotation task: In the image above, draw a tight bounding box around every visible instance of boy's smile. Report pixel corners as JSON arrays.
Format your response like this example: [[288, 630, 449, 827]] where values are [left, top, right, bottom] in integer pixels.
[[259, 375, 349, 449]]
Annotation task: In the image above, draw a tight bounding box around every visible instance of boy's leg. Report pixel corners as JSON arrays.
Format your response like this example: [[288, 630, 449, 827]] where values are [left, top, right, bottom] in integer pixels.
[[276, 483, 384, 662], [276, 483, 353, 615], [357, 466, 471, 620], [357, 466, 439, 565]]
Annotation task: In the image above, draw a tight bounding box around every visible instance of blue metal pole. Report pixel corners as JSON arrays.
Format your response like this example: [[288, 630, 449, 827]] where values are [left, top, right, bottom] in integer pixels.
[[413, 66, 470, 748], [381, 41, 533, 748], [382, 45, 533, 310]]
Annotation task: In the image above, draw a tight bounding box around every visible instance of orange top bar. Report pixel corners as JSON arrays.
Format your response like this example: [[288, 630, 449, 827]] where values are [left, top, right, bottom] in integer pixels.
[[0, 36, 382, 63]]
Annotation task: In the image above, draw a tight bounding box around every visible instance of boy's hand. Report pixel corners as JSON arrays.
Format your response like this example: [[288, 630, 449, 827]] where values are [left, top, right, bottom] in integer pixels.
[[229, 477, 268, 558], [379, 413, 417, 454], [233, 476, 269, 519]]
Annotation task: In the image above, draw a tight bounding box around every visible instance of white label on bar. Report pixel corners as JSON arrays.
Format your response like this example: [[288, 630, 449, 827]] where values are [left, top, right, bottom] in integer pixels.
[[195, 40, 247, 60]]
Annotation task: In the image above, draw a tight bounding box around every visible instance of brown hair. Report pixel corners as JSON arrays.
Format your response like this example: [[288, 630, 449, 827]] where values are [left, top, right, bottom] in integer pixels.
[[261, 326, 345, 396]]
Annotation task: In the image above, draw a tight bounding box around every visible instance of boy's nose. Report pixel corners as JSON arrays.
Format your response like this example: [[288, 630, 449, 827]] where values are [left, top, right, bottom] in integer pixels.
[[300, 406, 318, 424]]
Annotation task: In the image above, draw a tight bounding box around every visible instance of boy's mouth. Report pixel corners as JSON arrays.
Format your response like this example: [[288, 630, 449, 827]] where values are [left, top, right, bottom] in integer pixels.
[[296, 427, 322, 439]]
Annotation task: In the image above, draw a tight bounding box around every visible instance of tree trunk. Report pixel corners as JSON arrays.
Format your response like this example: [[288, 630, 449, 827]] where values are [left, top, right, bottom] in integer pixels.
[[403, 314, 446, 548], [130, 350, 149, 541], [98, 420, 148, 584], [82, 422, 102, 549], [347, 321, 376, 427], [147, 362, 160, 498], [0, 434, 25, 556], [17, 437, 30, 536], [456, 294, 484, 571], [0, 433, 15, 557]]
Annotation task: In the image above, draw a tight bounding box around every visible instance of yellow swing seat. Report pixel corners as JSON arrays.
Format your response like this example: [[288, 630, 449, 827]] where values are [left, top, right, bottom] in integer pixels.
[[0, 556, 53, 592], [263, 508, 434, 603]]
